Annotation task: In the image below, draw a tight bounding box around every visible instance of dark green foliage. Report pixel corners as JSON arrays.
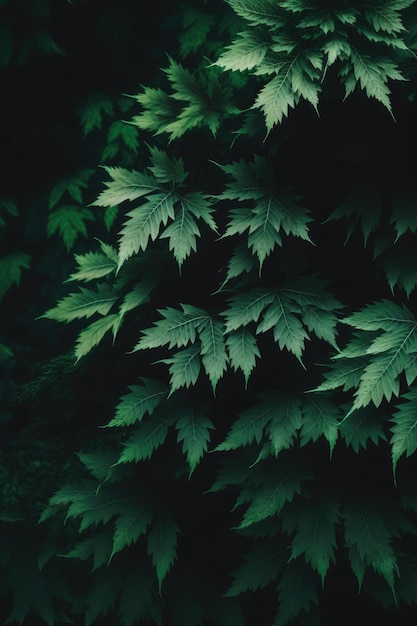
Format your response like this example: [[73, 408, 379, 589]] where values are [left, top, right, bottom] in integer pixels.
[[3, 0, 417, 625]]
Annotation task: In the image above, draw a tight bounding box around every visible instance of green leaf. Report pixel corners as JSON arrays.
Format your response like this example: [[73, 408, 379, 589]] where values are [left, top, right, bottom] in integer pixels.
[[343, 500, 398, 591], [390, 388, 417, 475], [147, 509, 179, 593], [67, 250, 118, 282], [300, 395, 340, 454], [47, 206, 94, 250], [226, 541, 287, 596], [65, 527, 113, 570], [175, 407, 214, 476], [134, 304, 209, 351], [92, 167, 160, 207], [117, 409, 174, 464], [339, 405, 387, 453], [226, 328, 260, 386], [74, 313, 119, 361], [0, 252, 31, 301], [111, 498, 153, 559], [49, 170, 93, 209], [274, 560, 319, 626], [41, 283, 117, 322], [77, 92, 115, 135], [238, 462, 312, 528], [288, 492, 341, 585], [118, 192, 176, 266], [107, 379, 168, 428], [161, 346, 202, 393], [199, 317, 228, 391], [223, 288, 276, 332]]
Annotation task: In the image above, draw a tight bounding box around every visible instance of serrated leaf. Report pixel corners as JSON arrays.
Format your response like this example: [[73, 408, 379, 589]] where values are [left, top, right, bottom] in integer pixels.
[[111, 498, 153, 559], [41, 283, 117, 322], [0, 252, 31, 300], [339, 405, 387, 453], [134, 304, 208, 351], [118, 192, 176, 266], [300, 395, 340, 454], [274, 560, 319, 626], [238, 463, 311, 528], [107, 379, 168, 428], [175, 407, 214, 476], [75, 313, 119, 361], [343, 500, 398, 591], [47, 206, 94, 251], [147, 509, 179, 593], [226, 542, 287, 596], [67, 251, 118, 282], [117, 409, 174, 464], [289, 493, 341, 585], [390, 388, 417, 475], [92, 167, 160, 207], [161, 346, 202, 393], [77, 93, 114, 135], [49, 170, 93, 209], [226, 328, 260, 385], [199, 317, 228, 391], [65, 527, 113, 570]]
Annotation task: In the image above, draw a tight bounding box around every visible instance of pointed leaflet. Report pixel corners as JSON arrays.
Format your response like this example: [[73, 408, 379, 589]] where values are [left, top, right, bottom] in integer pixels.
[[216, 391, 302, 453], [161, 346, 202, 393], [338, 405, 386, 453], [147, 146, 188, 185], [67, 250, 118, 282], [47, 206, 94, 251], [237, 460, 312, 528], [107, 379, 168, 428], [41, 283, 117, 322], [343, 500, 398, 591], [160, 191, 217, 266], [74, 313, 119, 361], [118, 191, 176, 266], [390, 388, 417, 475], [65, 527, 113, 570], [288, 492, 341, 585], [226, 541, 287, 596], [216, 392, 278, 451], [226, 328, 260, 385], [116, 407, 174, 464], [257, 293, 309, 361], [160, 197, 201, 267], [42, 480, 135, 532], [199, 317, 228, 391], [223, 288, 275, 332], [274, 560, 319, 626], [254, 65, 298, 129], [85, 567, 121, 626], [0, 252, 31, 300], [92, 166, 160, 207], [216, 29, 269, 72], [225, 0, 283, 26], [133, 304, 209, 351], [300, 395, 340, 454], [175, 407, 214, 476], [111, 497, 153, 559], [147, 508, 179, 592], [343, 299, 416, 332], [49, 169, 93, 208]]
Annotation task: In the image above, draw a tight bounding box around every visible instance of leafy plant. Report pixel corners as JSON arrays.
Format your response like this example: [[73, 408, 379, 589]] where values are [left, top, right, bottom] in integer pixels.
[[4, 0, 417, 625]]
